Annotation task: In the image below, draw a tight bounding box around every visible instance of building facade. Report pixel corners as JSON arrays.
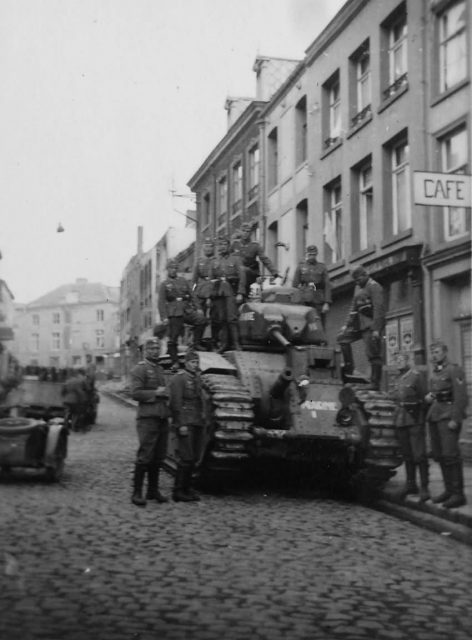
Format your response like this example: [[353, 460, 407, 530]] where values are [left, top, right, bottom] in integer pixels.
[[11, 279, 120, 373]]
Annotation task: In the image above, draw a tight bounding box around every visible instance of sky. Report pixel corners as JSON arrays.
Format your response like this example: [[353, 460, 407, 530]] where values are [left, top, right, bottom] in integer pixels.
[[1, 0, 345, 303]]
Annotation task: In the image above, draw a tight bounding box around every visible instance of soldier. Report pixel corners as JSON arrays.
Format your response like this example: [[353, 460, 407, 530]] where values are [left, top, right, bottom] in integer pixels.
[[168, 349, 205, 502], [192, 238, 218, 346], [337, 266, 385, 390], [237, 222, 280, 295], [158, 259, 206, 369], [389, 351, 429, 502], [130, 337, 170, 507], [62, 368, 89, 432], [425, 340, 468, 509], [212, 235, 246, 352], [292, 245, 332, 329]]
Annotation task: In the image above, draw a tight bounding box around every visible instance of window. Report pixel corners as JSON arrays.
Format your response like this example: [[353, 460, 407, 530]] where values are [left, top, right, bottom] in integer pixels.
[[72, 356, 82, 366], [96, 309, 104, 322], [267, 127, 278, 189], [351, 42, 371, 126], [51, 332, 61, 350], [440, 125, 470, 240], [217, 176, 227, 216], [232, 162, 242, 214], [438, 0, 467, 93], [358, 162, 373, 250], [382, 6, 408, 99], [96, 329, 105, 348], [324, 181, 343, 264], [391, 138, 411, 234], [52, 312, 60, 324], [248, 144, 260, 199], [30, 333, 39, 352], [32, 314, 40, 326], [202, 191, 211, 230], [325, 73, 341, 147], [295, 96, 307, 165]]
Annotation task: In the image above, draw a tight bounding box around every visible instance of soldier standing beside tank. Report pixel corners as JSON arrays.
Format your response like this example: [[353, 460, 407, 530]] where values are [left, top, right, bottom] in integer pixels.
[[425, 340, 468, 509], [130, 337, 170, 507], [337, 266, 385, 390], [168, 349, 204, 502], [192, 238, 218, 346], [389, 351, 429, 502], [158, 259, 206, 370], [292, 245, 332, 330], [212, 235, 246, 352], [236, 222, 280, 296]]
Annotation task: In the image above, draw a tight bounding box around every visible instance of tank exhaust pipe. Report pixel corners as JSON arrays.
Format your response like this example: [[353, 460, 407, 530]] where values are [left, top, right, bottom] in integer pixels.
[[270, 368, 294, 398]]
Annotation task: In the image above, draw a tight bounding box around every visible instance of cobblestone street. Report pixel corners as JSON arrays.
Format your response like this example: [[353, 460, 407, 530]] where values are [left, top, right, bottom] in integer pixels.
[[1, 393, 472, 640]]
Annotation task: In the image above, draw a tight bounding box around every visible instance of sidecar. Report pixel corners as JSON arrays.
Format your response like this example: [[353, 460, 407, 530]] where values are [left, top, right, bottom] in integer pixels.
[[0, 416, 68, 482]]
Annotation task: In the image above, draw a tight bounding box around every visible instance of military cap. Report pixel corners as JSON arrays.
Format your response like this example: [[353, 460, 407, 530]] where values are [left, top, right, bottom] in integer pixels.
[[306, 245, 318, 253], [145, 337, 160, 347], [430, 339, 448, 351], [185, 348, 199, 362], [351, 266, 368, 278], [217, 235, 230, 244]]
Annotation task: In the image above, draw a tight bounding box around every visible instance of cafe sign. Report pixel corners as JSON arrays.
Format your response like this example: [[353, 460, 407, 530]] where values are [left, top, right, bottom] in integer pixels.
[[414, 171, 472, 207]]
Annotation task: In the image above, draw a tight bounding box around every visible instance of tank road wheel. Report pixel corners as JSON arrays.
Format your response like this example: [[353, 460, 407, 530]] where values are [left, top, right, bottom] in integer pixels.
[[45, 431, 67, 482], [197, 373, 255, 489]]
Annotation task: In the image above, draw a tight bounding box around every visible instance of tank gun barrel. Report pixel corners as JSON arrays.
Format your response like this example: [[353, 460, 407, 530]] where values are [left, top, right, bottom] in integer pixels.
[[270, 369, 293, 399], [269, 326, 290, 348]]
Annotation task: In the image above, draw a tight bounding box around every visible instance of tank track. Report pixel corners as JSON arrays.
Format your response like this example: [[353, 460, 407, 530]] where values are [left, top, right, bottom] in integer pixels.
[[351, 388, 402, 486], [199, 373, 255, 476]]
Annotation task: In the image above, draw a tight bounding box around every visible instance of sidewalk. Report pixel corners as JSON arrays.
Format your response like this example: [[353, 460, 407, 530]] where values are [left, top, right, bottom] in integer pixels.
[[375, 461, 472, 546]]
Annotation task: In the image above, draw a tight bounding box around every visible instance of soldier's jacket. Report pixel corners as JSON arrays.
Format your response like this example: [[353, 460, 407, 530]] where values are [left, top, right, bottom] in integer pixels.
[[169, 369, 204, 427], [292, 260, 332, 305], [389, 368, 427, 427], [192, 256, 219, 300], [158, 276, 193, 319], [346, 278, 385, 332], [62, 375, 88, 405], [213, 253, 246, 296], [238, 240, 278, 276], [130, 359, 170, 419], [427, 360, 468, 423]]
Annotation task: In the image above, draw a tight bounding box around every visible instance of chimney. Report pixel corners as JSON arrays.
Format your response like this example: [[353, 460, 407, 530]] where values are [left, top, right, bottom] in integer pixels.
[[137, 226, 143, 256], [253, 56, 301, 101], [224, 97, 253, 129]]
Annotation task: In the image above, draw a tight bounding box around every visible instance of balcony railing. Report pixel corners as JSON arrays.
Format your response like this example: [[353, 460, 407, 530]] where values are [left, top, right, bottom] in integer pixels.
[[248, 184, 259, 201], [232, 200, 242, 216], [324, 135, 341, 149], [351, 104, 372, 128], [383, 72, 408, 100]]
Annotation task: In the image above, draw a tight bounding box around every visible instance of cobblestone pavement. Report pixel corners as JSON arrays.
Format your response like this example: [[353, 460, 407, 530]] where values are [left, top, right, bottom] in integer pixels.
[[1, 394, 472, 640]]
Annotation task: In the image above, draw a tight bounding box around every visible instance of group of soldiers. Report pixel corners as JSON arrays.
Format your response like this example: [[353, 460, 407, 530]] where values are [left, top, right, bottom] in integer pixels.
[[60, 362, 98, 433]]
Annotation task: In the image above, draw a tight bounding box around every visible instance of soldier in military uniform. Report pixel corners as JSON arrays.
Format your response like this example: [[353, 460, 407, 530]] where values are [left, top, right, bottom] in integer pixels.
[[425, 340, 468, 509], [292, 245, 332, 329], [192, 238, 219, 346], [211, 235, 246, 352], [236, 222, 280, 296], [130, 337, 170, 507], [62, 368, 89, 432], [389, 351, 429, 501], [158, 259, 207, 368], [168, 349, 205, 502], [337, 266, 386, 390]]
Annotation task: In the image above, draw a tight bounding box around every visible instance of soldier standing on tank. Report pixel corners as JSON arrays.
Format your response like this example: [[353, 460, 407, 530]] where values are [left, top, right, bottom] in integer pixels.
[[292, 245, 332, 330], [212, 235, 246, 352], [236, 222, 280, 296], [389, 351, 429, 502], [158, 259, 207, 369], [192, 238, 218, 347], [425, 340, 468, 509], [169, 349, 204, 502], [337, 266, 386, 390], [130, 337, 170, 507]]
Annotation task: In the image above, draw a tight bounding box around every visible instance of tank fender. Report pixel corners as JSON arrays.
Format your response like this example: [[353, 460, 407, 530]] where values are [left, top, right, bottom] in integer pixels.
[[44, 424, 68, 466]]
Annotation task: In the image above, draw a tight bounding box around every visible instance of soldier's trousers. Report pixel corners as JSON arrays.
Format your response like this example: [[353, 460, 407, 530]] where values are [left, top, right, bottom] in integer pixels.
[[167, 311, 207, 360], [176, 424, 205, 465], [337, 327, 383, 366], [136, 417, 169, 466], [396, 424, 428, 464], [429, 418, 462, 464]]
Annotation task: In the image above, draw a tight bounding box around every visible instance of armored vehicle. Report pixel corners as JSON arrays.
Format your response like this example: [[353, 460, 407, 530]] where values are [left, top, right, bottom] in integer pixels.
[[165, 285, 401, 490]]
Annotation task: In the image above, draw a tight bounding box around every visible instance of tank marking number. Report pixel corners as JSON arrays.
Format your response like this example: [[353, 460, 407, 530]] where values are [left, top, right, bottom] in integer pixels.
[[239, 311, 255, 322], [301, 400, 337, 411]]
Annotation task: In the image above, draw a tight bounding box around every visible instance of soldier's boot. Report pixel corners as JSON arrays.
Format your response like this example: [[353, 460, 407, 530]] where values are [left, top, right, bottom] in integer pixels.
[[217, 326, 230, 353], [443, 462, 467, 509], [340, 344, 354, 376], [229, 324, 241, 351], [396, 462, 419, 499], [418, 461, 430, 502], [192, 324, 207, 351], [368, 363, 383, 391], [145, 466, 168, 503], [172, 465, 194, 502], [184, 465, 201, 502], [432, 461, 453, 503], [131, 464, 147, 507], [168, 341, 179, 370]]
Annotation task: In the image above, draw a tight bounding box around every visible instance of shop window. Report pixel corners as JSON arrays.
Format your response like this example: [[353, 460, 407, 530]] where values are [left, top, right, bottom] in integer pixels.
[[385, 314, 414, 365]]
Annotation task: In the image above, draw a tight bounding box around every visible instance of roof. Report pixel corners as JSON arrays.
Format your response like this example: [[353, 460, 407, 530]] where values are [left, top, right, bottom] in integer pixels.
[[28, 280, 120, 308]]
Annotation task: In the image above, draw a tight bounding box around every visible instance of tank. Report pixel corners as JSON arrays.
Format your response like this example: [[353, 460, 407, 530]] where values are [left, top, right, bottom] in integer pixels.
[[165, 285, 402, 491]]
